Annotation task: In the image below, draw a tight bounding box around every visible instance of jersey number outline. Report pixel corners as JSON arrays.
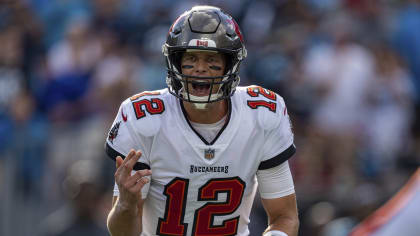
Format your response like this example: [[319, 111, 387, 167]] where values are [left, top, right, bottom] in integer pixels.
[[132, 98, 165, 119], [130, 91, 161, 101], [246, 86, 277, 112], [157, 177, 246, 236]]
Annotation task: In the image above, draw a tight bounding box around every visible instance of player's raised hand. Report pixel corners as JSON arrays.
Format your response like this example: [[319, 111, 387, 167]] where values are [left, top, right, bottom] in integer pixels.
[[114, 149, 152, 209]]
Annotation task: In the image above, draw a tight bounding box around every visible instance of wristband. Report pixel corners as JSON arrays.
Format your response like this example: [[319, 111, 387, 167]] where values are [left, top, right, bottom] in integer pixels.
[[263, 230, 288, 236]]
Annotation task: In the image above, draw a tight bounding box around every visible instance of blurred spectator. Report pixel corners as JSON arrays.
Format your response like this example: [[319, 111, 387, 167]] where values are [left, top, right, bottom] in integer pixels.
[[39, 160, 109, 236], [10, 89, 48, 198], [363, 43, 414, 175], [241, 1, 276, 46], [0, 7, 49, 234], [393, 0, 420, 105], [299, 11, 376, 203], [0, 0, 46, 87], [38, 17, 106, 213], [40, 17, 101, 122], [90, 28, 143, 119], [30, 0, 91, 47], [0, 24, 25, 152]]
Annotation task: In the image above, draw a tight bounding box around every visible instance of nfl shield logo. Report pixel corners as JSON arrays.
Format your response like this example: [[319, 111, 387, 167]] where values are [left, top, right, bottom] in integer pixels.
[[204, 148, 215, 160]]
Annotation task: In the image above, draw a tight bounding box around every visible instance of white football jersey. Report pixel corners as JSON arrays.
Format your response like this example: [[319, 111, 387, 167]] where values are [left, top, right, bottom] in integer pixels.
[[106, 86, 296, 236]]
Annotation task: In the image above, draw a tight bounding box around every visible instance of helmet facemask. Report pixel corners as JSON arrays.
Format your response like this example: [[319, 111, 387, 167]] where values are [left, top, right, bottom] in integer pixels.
[[163, 6, 247, 109]]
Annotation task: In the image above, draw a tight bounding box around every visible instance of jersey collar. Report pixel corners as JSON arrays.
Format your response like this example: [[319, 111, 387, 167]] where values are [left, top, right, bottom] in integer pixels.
[[179, 99, 232, 146]]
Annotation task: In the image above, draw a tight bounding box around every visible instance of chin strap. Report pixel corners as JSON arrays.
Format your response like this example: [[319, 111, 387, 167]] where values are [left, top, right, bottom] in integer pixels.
[[182, 92, 221, 103], [191, 103, 209, 109]]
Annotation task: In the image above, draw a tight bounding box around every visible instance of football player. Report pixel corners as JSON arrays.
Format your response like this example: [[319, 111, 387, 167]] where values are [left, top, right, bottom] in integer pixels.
[[105, 5, 299, 236]]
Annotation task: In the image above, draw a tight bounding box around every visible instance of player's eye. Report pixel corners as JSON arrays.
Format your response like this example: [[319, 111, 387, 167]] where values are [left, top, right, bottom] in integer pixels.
[[182, 65, 194, 69], [209, 65, 222, 71]]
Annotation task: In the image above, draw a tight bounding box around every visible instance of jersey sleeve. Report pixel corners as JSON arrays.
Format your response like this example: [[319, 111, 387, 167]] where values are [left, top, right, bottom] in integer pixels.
[[256, 161, 295, 199], [258, 96, 296, 170], [105, 99, 151, 170]]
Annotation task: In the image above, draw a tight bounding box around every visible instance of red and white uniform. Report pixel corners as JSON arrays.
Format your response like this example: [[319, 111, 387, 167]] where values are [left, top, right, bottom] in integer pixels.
[[106, 86, 296, 236]]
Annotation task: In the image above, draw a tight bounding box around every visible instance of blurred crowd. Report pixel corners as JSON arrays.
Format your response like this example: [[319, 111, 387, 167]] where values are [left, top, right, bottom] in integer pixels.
[[0, 0, 419, 235]]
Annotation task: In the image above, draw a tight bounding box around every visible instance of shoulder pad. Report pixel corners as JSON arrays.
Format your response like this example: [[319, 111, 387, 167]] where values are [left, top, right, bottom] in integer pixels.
[[120, 90, 167, 137]]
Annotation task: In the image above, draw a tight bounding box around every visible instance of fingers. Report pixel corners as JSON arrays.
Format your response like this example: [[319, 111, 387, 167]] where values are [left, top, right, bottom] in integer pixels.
[[116, 156, 123, 168], [130, 170, 151, 192], [124, 150, 142, 170], [119, 169, 152, 205], [131, 175, 150, 192], [113, 151, 150, 208], [115, 149, 142, 178], [123, 169, 152, 189]]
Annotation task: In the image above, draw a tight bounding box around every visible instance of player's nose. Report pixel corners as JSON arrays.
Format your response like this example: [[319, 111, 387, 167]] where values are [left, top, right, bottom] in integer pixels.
[[194, 60, 208, 75]]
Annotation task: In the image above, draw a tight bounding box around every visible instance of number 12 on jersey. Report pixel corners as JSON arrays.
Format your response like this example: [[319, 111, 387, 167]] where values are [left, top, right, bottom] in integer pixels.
[[157, 177, 246, 236], [246, 86, 277, 112]]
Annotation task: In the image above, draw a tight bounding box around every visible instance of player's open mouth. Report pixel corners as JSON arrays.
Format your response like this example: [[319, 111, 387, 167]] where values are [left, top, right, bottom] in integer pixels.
[[191, 83, 211, 96]]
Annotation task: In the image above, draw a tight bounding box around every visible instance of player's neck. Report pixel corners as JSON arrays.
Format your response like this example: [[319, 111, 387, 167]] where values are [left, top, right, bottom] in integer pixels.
[[183, 99, 228, 124]]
